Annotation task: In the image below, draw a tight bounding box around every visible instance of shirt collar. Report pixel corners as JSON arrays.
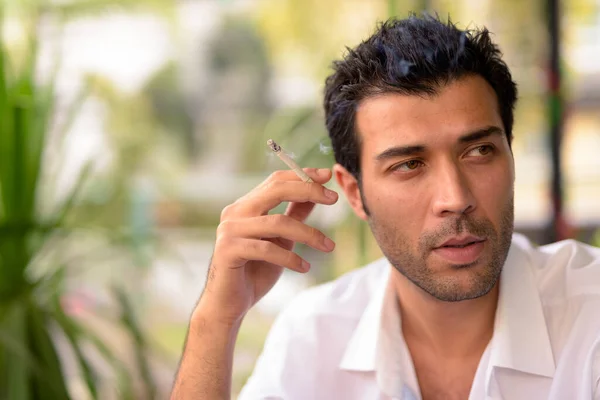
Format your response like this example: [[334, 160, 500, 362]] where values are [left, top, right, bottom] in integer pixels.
[[488, 237, 556, 379], [338, 235, 556, 395], [338, 262, 418, 397], [338, 261, 389, 372]]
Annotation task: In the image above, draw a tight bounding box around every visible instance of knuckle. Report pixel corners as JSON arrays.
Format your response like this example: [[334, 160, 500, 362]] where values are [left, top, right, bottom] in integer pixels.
[[268, 170, 287, 182], [264, 179, 282, 191], [216, 219, 233, 237], [214, 234, 233, 250], [214, 237, 237, 261], [220, 203, 236, 220], [216, 238, 246, 266], [263, 180, 285, 200]]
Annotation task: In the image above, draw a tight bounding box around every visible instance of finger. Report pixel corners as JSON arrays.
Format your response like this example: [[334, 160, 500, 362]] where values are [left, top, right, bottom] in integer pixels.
[[218, 215, 335, 253], [260, 168, 332, 186], [279, 170, 333, 221], [228, 180, 338, 218], [266, 168, 335, 222], [221, 237, 311, 272], [285, 200, 316, 222]]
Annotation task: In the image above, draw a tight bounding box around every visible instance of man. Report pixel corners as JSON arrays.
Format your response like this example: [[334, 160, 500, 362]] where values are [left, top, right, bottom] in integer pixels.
[[170, 15, 600, 400]]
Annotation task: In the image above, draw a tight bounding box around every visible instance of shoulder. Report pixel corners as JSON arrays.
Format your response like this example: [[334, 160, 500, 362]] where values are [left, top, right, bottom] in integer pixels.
[[255, 257, 388, 366], [513, 234, 600, 360], [238, 258, 389, 399], [512, 232, 600, 303], [503, 234, 600, 392]]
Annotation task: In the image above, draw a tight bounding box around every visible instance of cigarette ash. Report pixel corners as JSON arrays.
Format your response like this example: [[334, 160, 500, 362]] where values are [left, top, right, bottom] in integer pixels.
[[266, 139, 281, 153], [266, 139, 296, 162]]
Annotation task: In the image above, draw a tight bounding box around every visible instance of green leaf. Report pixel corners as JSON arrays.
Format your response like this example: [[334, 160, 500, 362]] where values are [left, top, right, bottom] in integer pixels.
[[31, 262, 67, 301], [51, 296, 98, 400], [42, 83, 90, 206], [0, 9, 11, 224], [26, 98, 51, 225], [53, 161, 93, 226], [0, 302, 31, 400], [0, 99, 17, 220], [0, 302, 75, 400], [13, 94, 31, 222], [53, 83, 90, 150], [113, 285, 157, 400], [26, 304, 71, 400], [48, 302, 136, 397]]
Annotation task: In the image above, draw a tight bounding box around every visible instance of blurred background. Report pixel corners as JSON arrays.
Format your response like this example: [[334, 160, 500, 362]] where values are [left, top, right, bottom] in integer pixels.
[[0, 0, 598, 398]]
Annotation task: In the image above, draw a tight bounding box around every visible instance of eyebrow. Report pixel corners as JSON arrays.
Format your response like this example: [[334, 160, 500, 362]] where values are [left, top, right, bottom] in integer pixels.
[[374, 125, 504, 162], [458, 126, 504, 144]]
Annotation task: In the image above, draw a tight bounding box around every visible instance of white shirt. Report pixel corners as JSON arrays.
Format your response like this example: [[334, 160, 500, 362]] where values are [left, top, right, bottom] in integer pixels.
[[238, 234, 600, 400]]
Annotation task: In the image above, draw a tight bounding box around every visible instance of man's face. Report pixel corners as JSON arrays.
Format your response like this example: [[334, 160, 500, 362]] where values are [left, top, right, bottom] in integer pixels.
[[350, 75, 514, 302]]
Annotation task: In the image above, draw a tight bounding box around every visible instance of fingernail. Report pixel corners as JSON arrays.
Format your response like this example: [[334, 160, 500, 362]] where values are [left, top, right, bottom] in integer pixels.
[[302, 260, 311, 271], [319, 168, 330, 174], [324, 188, 337, 199], [323, 237, 335, 251]]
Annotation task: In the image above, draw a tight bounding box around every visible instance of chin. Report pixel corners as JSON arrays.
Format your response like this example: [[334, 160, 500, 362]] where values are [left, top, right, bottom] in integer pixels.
[[448, 260, 481, 270], [428, 263, 499, 301]]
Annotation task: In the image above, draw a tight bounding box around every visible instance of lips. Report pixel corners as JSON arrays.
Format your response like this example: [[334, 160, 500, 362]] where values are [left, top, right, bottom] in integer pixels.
[[433, 236, 486, 264], [437, 235, 485, 248]]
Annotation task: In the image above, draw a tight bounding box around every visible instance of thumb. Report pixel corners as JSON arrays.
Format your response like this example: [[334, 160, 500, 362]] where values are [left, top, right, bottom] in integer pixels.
[[300, 167, 332, 184]]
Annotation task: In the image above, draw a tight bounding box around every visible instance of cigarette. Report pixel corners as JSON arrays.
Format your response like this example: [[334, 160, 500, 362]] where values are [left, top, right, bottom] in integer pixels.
[[266, 139, 314, 183]]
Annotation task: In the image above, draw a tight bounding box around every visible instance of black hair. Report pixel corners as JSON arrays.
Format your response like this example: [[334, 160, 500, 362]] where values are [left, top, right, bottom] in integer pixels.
[[323, 13, 518, 179]]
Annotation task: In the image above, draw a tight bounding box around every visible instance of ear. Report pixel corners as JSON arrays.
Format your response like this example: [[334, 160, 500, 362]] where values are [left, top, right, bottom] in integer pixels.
[[333, 163, 368, 221]]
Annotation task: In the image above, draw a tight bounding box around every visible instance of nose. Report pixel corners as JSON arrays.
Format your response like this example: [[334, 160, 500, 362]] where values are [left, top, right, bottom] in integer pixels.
[[431, 162, 476, 217]]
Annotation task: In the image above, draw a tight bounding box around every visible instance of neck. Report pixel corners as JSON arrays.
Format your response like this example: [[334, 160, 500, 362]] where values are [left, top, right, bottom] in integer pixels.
[[393, 269, 499, 358]]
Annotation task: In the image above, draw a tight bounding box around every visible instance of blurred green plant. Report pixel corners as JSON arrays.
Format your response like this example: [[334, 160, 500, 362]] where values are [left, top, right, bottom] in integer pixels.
[[592, 229, 600, 248], [0, 1, 170, 399]]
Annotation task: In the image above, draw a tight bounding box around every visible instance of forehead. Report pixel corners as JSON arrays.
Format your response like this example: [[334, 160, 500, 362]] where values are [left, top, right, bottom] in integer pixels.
[[355, 75, 503, 152]]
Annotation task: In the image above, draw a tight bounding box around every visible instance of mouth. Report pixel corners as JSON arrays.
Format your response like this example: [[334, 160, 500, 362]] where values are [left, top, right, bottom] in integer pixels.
[[433, 236, 487, 264], [437, 235, 485, 248]]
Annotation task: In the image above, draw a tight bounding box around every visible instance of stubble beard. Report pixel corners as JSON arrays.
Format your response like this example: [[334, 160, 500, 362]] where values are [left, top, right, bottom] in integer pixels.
[[367, 197, 514, 302]]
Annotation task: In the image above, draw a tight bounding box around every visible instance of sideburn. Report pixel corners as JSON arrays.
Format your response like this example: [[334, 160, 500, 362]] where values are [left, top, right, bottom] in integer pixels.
[[357, 176, 371, 216]]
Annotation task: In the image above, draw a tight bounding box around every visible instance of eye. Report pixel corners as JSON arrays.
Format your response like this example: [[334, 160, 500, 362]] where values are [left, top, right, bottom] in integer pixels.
[[392, 159, 424, 172], [467, 145, 495, 157]]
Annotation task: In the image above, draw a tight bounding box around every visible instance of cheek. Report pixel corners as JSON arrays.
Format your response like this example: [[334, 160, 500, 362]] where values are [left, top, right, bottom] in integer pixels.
[[470, 163, 514, 211], [366, 179, 428, 230]]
